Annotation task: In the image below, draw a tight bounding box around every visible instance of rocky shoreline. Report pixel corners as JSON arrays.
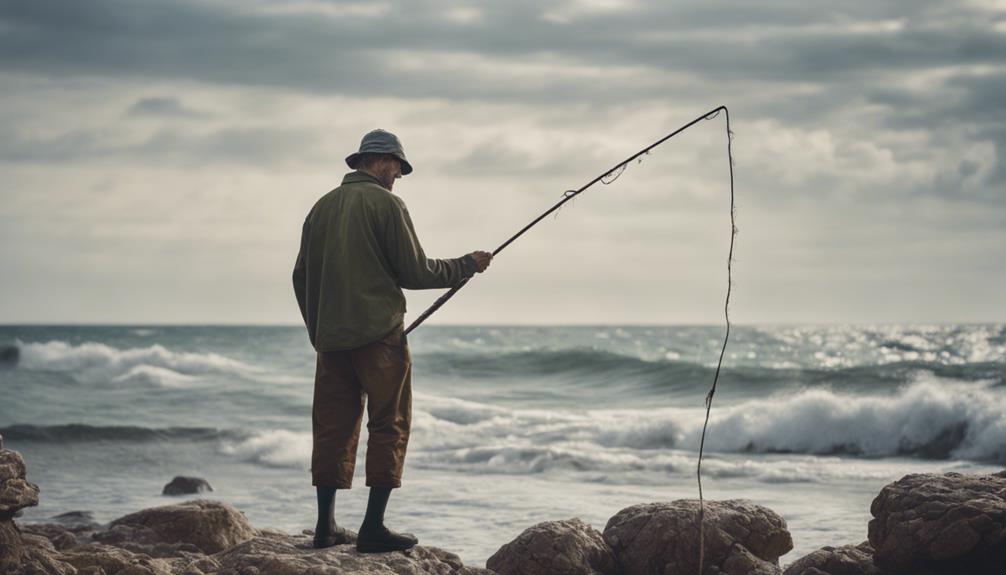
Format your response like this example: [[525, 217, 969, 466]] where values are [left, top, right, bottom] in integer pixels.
[[2, 433, 1004, 574]]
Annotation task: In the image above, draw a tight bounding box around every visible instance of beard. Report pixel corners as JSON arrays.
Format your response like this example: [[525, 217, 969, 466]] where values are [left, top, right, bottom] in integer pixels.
[[379, 167, 397, 191]]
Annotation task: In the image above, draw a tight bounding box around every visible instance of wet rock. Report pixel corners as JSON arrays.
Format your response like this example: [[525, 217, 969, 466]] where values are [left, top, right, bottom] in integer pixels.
[[487, 517, 617, 575], [50, 510, 102, 532], [783, 541, 884, 575], [101, 499, 257, 554], [0, 343, 18, 368], [603, 499, 793, 575], [163, 476, 215, 496], [868, 471, 1006, 574], [211, 529, 493, 575]]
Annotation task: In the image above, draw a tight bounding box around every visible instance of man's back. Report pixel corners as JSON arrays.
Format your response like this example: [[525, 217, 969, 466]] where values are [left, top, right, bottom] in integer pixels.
[[293, 171, 469, 351]]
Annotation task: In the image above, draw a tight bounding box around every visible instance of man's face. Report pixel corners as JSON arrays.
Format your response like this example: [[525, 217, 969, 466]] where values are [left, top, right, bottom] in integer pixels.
[[375, 156, 403, 191]]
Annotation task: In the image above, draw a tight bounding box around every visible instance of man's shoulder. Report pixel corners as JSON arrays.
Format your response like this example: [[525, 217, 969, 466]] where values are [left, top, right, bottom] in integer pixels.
[[315, 180, 396, 208]]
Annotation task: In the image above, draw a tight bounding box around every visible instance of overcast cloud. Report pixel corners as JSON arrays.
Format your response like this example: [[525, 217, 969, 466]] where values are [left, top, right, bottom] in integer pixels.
[[1, 0, 1003, 324]]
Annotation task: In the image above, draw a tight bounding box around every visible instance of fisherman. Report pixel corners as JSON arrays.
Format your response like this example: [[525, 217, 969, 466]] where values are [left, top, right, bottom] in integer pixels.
[[292, 129, 492, 553]]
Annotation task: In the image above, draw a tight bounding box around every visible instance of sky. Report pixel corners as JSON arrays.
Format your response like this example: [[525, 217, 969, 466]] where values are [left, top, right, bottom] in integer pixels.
[[1, 0, 1004, 325]]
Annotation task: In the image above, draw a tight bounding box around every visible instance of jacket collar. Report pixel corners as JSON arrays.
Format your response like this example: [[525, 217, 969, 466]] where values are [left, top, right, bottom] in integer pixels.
[[342, 170, 383, 186]]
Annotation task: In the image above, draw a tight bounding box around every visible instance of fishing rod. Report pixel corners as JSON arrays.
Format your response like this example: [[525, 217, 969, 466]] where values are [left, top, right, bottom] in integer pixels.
[[406, 105, 736, 575], [405, 105, 734, 337]]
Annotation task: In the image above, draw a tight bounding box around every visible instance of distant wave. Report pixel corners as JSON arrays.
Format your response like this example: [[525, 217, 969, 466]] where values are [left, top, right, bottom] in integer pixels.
[[416, 348, 1002, 392], [0, 424, 243, 443], [14, 340, 257, 386]]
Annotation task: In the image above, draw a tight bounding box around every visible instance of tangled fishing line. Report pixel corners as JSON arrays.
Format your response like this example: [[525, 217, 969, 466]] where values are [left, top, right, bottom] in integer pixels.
[[405, 106, 737, 575]]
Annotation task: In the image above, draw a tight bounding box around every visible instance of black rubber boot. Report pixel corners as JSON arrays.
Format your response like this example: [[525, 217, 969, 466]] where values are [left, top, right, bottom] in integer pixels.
[[313, 486, 353, 549], [356, 525, 419, 553], [356, 486, 418, 553]]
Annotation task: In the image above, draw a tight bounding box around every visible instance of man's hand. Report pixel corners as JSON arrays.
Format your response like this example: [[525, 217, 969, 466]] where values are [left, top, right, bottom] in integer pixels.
[[468, 251, 492, 273]]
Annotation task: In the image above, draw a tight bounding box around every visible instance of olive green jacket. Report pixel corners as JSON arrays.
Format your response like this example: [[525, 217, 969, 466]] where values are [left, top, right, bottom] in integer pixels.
[[293, 171, 473, 351]]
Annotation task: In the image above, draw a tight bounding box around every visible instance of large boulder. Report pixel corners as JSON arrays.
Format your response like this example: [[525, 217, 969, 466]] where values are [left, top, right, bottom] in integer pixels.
[[487, 517, 617, 575], [99, 499, 258, 554], [868, 471, 1006, 574], [210, 528, 494, 575], [783, 541, 883, 575], [603, 499, 793, 575], [163, 476, 214, 496]]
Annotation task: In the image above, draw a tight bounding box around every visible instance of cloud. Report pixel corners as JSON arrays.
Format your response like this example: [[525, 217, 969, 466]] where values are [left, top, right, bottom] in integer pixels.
[[0, 0, 1004, 323], [127, 96, 203, 118]]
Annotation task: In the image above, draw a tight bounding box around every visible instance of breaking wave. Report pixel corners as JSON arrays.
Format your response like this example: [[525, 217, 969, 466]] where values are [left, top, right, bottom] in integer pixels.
[[14, 340, 256, 386], [218, 429, 312, 468], [214, 377, 1006, 485]]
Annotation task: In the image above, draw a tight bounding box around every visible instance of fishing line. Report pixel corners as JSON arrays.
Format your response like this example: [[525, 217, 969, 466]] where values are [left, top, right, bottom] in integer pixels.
[[404, 106, 737, 575]]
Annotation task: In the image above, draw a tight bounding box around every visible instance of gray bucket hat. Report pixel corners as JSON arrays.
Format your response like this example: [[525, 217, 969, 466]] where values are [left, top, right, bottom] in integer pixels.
[[345, 129, 413, 175]]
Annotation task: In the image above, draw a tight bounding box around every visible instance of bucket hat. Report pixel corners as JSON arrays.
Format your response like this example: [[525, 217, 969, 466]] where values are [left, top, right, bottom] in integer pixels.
[[345, 129, 413, 175]]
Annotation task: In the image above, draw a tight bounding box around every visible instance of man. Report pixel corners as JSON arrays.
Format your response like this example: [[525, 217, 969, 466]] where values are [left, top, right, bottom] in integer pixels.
[[292, 129, 492, 553]]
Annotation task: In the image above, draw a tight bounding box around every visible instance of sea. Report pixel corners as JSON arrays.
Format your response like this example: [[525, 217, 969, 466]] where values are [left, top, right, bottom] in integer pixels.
[[1, 324, 1004, 568]]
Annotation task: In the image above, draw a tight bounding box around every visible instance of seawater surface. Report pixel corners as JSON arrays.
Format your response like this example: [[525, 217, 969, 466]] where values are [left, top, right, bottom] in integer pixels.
[[1, 324, 1004, 566]]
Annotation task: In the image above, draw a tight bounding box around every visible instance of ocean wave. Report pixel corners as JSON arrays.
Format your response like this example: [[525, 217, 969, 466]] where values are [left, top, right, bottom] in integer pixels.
[[14, 340, 257, 386], [693, 379, 1006, 462], [417, 347, 1001, 394], [0, 424, 241, 442], [218, 429, 312, 468], [204, 377, 1006, 485], [412, 378, 1006, 464]]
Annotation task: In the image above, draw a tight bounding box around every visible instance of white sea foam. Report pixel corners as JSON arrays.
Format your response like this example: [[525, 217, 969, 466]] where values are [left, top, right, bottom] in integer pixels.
[[111, 365, 195, 387], [219, 429, 312, 468], [693, 378, 1005, 460], [16, 340, 256, 386]]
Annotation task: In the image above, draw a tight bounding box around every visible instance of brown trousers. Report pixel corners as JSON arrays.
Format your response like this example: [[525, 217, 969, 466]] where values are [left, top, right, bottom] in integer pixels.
[[311, 327, 412, 489]]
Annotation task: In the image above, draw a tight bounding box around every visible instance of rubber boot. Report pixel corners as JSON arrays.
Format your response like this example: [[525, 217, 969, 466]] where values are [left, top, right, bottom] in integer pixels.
[[356, 486, 418, 553], [313, 486, 353, 548]]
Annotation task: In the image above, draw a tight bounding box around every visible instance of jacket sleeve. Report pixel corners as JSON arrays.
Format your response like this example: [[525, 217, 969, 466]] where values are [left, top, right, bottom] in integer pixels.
[[292, 216, 310, 325], [383, 197, 475, 290]]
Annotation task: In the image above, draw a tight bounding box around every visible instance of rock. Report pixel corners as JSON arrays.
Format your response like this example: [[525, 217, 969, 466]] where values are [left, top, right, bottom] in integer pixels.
[[20, 522, 81, 551], [487, 517, 617, 575], [0, 344, 18, 367], [100, 499, 257, 554], [868, 471, 1006, 574], [1, 520, 25, 573], [0, 446, 40, 519], [50, 510, 102, 532], [16, 531, 78, 575], [163, 476, 215, 496], [783, 541, 883, 575], [211, 529, 493, 575], [603, 499, 793, 575], [62, 542, 175, 575]]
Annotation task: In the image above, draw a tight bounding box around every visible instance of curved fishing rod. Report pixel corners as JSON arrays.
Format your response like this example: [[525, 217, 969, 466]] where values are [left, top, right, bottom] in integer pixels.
[[405, 105, 731, 336], [406, 105, 736, 575]]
